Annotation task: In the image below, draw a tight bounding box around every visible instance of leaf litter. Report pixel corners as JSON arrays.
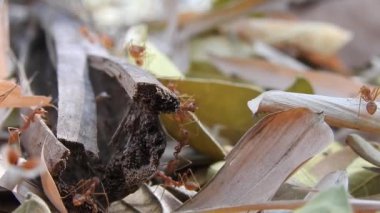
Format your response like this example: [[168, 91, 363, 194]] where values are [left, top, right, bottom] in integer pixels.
[[5, 0, 380, 212]]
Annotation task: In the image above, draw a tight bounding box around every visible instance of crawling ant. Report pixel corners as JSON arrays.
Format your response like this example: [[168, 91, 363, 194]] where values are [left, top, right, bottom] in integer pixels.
[[79, 26, 114, 49], [64, 177, 109, 213], [20, 107, 47, 132], [167, 82, 198, 123], [127, 41, 146, 67], [155, 170, 200, 191], [358, 86, 380, 115], [165, 82, 198, 174]]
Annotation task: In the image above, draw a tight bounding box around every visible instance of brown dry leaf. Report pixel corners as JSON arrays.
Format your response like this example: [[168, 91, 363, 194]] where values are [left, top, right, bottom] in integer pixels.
[[40, 141, 67, 213], [294, 0, 380, 67], [210, 55, 361, 97], [178, 108, 333, 212], [310, 147, 357, 180], [0, 81, 50, 108], [220, 18, 352, 56], [178, 0, 266, 41], [248, 91, 380, 133]]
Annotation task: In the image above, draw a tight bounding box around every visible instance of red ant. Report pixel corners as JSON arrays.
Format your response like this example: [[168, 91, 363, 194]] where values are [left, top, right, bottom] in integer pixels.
[[64, 177, 109, 213], [358, 86, 380, 115], [79, 26, 114, 49], [165, 82, 198, 174], [167, 82, 198, 123], [20, 107, 47, 132], [127, 41, 146, 67], [155, 170, 200, 191]]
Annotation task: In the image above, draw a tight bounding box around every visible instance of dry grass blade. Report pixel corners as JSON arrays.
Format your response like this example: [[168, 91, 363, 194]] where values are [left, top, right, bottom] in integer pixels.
[[40, 140, 67, 213], [178, 108, 333, 212], [248, 91, 380, 133], [178, 0, 265, 41], [0, 81, 51, 108], [209, 55, 361, 97]]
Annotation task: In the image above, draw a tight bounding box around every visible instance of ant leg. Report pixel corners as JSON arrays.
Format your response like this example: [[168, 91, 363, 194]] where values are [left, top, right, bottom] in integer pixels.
[[98, 179, 110, 210]]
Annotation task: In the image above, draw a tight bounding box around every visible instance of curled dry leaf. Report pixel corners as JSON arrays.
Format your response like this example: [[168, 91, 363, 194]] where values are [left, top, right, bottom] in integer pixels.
[[178, 108, 333, 212], [0, 81, 50, 108], [209, 55, 361, 97], [346, 134, 380, 167], [40, 141, 67, 213], [248, 91, 380, 134], [220, 18, 352, 55]]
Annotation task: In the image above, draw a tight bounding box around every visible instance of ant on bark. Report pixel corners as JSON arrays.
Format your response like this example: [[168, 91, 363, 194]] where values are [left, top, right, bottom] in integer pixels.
[[165, 82, 198, 172], [20, 107, 47, 132], [63, 177, 109, 213], [358, 86, 380, 115]]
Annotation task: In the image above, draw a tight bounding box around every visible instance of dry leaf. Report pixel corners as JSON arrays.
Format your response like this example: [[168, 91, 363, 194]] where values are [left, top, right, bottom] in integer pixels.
[[210, 55, 361, 97], [178, 0, 266, 41], [148, 185, 183, 213], [0, 81, 50, 108], [305, 170, 348, 199], [310, 147, 357, 180], [187, 198, 380, 213], [178, 108, 333, 212], [248, 91, 380, 133], [40, 141, 67, 213], [221, 18, 352, 55]]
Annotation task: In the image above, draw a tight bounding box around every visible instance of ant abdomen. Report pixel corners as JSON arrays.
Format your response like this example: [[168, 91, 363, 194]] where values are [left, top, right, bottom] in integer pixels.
[[366, 101, 377, 115]]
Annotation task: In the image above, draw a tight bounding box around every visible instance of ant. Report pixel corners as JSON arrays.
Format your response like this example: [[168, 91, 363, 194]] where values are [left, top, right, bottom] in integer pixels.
[[167, 82, 198, 123], [155, 170, 200, 191], [127, 41, 146, 67], [20, 107, 47, 132], [79, 26, 114, 49], [165, 82, 198, 174], [63, 177, 109, 213], [358, 86, 380, 115]]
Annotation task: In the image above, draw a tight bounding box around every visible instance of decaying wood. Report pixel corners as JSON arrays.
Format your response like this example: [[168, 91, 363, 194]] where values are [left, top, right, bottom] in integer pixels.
[[9, 3, 180, 211], [21, 116, 70, 176], [89, 55, 178, 112], [35, 4, 98, 155]]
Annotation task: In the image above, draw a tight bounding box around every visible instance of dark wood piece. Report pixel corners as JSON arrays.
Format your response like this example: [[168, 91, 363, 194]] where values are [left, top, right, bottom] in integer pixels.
[[16, 2, 180, 211]]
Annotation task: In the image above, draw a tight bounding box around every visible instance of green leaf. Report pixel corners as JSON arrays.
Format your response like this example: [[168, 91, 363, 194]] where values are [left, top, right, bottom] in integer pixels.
[[286, 77, 314, 94], [348, 157, 380, 197], [143, 42, 184, 78], [161, 113, 226, 161], [160, 78, 262, 145], [187, 62, 246, 83], [295, 186, 352, 213]]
